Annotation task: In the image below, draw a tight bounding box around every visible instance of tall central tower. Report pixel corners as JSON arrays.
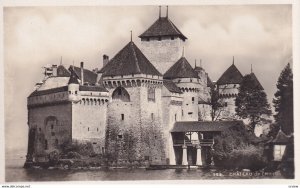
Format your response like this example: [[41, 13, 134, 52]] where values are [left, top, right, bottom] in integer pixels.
[[139, 6, 187, 74]]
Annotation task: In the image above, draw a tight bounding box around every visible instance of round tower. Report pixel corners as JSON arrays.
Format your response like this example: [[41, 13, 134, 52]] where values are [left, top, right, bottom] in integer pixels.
[[164, 54, 200, 121], [68, 68, 80, 102]]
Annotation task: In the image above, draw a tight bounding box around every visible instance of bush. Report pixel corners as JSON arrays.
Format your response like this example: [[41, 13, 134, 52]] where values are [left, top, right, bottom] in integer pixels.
[[61, 141, 96, 157], [66, 151, 82, 159], [212, 125, 267, 171]]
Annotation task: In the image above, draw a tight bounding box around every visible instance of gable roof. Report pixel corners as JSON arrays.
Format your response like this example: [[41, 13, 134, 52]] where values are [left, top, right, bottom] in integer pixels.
[[248, 72, 264, 90], [28, 86, 68, 97], [171, 120, 244, 132], [139, 17, 187, 40], [57, 65, 71, 77], [217, 64, 243, 85], [68, 66, 97, 84], [163, 79, 182, 94], [272, 129, 290, 144], [99, 41, 162, 77], [164, 57, 199, 79]]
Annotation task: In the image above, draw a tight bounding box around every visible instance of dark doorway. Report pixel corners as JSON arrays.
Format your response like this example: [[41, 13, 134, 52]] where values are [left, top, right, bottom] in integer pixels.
[[187, 146, 197, 165]]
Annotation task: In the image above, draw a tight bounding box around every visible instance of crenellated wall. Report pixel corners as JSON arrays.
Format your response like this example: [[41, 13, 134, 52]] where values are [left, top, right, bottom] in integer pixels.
[[104, 77, 166, 165], [71, 95, 109, 154], [217, 84, 240, 120]]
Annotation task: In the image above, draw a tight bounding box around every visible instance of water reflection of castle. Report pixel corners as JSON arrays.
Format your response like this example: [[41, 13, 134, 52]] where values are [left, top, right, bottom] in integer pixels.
[[25, 7, 263, 166]]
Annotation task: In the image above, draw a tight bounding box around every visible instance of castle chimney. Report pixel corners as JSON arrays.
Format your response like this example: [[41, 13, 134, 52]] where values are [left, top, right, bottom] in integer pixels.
[[52, 64, 58, 77], [80, 62, 84, 85], [103, 55, 109, 67]]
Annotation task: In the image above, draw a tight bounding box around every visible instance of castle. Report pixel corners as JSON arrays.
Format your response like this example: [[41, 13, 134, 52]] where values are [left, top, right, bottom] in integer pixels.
[[25, 7, 264, 166]]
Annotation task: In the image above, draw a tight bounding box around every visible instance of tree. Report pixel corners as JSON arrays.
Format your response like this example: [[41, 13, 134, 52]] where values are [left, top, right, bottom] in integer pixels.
[[235, 73, 272, 132], [208, 85, 226, 121], [212, 124, 267, 170], [273, 63, 293, 135]]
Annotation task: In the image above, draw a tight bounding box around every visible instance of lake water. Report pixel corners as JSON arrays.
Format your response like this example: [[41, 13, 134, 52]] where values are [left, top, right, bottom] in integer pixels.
[[5, 153, 284, 182]]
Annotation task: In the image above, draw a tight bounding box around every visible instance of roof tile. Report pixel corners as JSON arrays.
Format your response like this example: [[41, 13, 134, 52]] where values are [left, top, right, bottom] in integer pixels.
[[99, 42, 162, 77], [139, 17, 187, 40]]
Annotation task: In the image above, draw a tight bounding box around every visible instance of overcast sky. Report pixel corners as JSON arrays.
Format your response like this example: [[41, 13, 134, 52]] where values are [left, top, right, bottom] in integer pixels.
[[4, 5, 292, 152]]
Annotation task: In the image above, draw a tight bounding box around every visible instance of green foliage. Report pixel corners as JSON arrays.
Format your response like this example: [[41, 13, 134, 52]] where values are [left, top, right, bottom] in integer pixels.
[[273, 63, 293, 135], [235, 73, 272, 132], [208, 85, 226, 121], [61, 141, 95, 157], [213, 125, 267, 170]]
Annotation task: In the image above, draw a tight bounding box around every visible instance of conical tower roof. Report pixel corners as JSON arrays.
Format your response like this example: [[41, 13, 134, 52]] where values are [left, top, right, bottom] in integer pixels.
[[99, 41, 162, 77], [139, 17, 187, 40], [68, 69, 79, 84], [272, 129, 290, 144], [217, 63, 243, 85], [248, 72, 264, 90], [164, 57, 198, 79]]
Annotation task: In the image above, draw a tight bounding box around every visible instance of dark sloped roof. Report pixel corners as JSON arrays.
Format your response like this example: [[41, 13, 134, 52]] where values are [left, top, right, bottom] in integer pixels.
[[194, 66, 204, 72], [164, 57, 199, 79], [68, 69, 79, 84], [68, 66, 98, 84], [171, 120, 244, 132], [272, 129, 290, 144], [139, 17, 187, 40], [217, 64, 243, 85], [198, 96, 209, 104], [99, 42, 162, 77], [57, 65, 71, 77], [248, 72, 264, 90], [163, 79, 182, 93], [79, 85, 108, 92], [207, 75, 214, 87], [28, 86, 68, 97]]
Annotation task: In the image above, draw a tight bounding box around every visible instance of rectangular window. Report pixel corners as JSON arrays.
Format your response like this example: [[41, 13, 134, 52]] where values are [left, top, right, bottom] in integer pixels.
[[75, 91, 78, 95], [45, 140, 48, 150], [151, 113, 154, 120], [192, 97, 195, 103], [121, 114, 124, 120], [175, 114, 177, 121], [148, 88, 155, 102], [118, 134, 123, 139]]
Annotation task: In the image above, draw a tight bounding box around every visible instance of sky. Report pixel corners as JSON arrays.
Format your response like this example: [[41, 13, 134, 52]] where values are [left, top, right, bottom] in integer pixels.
[[4, 5, 292, 152]]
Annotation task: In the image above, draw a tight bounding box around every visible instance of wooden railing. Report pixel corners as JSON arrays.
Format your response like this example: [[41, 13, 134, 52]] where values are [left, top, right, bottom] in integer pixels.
[[173, 139, 214, 146]]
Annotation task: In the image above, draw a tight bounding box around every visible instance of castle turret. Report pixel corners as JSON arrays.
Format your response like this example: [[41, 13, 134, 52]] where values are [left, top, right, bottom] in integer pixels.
[[164, 52, 200, 121], [139, 6, 187, 74], [68, 69, 80, 102], [216, 58, 243, 119], [100, 39, 166, 165]]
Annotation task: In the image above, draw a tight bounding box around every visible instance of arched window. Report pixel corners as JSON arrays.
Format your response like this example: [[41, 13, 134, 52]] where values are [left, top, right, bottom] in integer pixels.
[[112, 87, 130, 102], [44, 116, 58, 130]]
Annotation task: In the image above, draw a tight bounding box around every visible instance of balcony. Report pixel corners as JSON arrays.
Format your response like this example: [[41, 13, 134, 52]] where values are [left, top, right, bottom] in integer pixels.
[[173, 139, 214, 146]]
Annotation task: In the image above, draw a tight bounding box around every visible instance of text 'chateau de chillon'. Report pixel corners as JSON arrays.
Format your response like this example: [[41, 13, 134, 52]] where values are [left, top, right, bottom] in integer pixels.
[[25, 7, 266, 166]]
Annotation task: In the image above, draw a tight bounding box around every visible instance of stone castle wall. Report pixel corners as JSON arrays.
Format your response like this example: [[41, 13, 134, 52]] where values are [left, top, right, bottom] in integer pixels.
[[218, 84, 240, 119], [161, 87, 183, 164], [72, 98, 108, 154], [140, 37, 184, 74], [28, 102, 72, 162], [105, 83, 166, 165]]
